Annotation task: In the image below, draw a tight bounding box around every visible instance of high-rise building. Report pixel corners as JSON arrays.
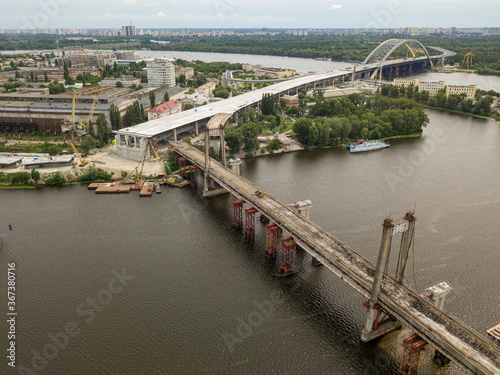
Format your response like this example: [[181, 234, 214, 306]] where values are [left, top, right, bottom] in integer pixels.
[[122, 25, 136, 37], [147, 58, 176, 87]]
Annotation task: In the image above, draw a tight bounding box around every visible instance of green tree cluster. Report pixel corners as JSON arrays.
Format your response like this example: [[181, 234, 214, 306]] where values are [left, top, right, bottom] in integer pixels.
[[125, 101, 148, 127]]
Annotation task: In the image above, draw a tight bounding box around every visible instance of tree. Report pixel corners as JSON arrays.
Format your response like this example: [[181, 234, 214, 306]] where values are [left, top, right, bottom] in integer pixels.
[[308, 124, 319, 146], [261, 93, 275, 116], [45, 172, 65, 186], [109, 104, 122, 130], [43, 72, 49, 82], [389, 85, 400, 98], [239, 122, 260, 151], [116, 81, 124, 88], [30, 168, 40, 183], [267, 138, 280, 151], [178, 74, 187, 86], [80, 136, 98, 154], [213, 85, 230, 99], [293, 118, 312, 145], [184, 103, 194, 111], [163, 91, 170, 102], [149, 91, 156, 109], [48, 79, 65, 95], [298, 99, 307, 117], [225, 128, 241, 153], [96, 113, 110, 145], [126, 101, 147, 126], [88, 119, 94, 138], [419, 90, 430, 102], [11, 172, 31, 185], [406, 85, 415, 99]]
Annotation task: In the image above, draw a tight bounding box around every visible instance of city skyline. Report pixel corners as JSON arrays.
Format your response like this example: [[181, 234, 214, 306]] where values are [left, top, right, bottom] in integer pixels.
[[1, 0, 499, 30]]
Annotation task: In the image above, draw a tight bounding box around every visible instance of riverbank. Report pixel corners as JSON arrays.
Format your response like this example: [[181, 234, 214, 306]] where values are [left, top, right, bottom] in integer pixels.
[[237, 132, 422, 159], [422, 105, 498, 121]]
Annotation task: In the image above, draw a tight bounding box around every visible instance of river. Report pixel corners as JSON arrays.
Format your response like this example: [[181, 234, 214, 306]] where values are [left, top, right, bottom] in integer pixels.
[[135, 50, 500, 92], [1, 108, 499, 374]]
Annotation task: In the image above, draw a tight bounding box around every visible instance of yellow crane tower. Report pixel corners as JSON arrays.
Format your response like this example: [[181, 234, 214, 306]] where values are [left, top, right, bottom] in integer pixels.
[[405, 43, 416, 59], [148, 139, 166, 178], [460, 53, 473, 69]]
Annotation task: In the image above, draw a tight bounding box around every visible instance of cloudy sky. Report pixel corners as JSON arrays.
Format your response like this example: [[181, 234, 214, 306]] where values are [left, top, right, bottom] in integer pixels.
[[2, 0, 499, 30]]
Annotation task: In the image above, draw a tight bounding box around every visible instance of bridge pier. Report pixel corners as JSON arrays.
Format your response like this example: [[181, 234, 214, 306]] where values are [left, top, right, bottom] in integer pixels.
[[396, 212, 416, 284], [232, 200, 244, 228], [229, 158, 242, 175], [265, 224, 280, 259], [244, 207, 258, 240], [361, 218, 401, 342], [280, 237, 296, 276], [189, 166, 199, 187]]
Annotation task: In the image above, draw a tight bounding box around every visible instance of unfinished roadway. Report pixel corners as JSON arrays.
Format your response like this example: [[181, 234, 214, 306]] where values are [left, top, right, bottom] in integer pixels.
[[171, 140, 500, 375]]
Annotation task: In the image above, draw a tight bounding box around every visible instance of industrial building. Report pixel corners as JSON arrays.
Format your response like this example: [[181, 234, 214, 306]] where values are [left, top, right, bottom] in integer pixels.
[[0, 85, 176, 134]]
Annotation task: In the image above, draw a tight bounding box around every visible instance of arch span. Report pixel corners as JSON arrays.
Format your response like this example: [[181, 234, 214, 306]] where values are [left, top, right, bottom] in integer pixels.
[[363, 39, 433, 66]]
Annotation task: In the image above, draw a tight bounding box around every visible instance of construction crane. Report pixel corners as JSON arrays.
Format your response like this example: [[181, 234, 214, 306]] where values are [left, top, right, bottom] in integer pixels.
[[81, 96, 99, 136], [404, 43, 416, 59], [148, 139, 165, 178], [68, 140, 88, 166], [460, 53, 473, 69], [61, 90, 91, 145]]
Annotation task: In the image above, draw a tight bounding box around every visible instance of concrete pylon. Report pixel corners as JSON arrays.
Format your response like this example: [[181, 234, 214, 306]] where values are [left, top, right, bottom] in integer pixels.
[[361, 218, 401, 342], [396, 212, 417, 284], [204, 128, 210, 192], [296, 200, 312, 219], [229, 158, 242, 175], [220, 127, 226, 166]]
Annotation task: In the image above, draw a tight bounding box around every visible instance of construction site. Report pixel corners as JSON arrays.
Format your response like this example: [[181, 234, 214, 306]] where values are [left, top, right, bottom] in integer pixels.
[[0, 84, 183, 134]]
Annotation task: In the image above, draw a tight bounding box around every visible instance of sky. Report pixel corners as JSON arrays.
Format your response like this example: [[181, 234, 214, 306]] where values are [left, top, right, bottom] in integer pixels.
[[1, 0, 499, 30]]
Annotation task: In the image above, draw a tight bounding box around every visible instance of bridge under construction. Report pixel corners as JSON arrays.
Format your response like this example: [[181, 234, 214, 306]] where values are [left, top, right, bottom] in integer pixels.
[[170, 140, 500, 375], [114, 39, 456, 161]]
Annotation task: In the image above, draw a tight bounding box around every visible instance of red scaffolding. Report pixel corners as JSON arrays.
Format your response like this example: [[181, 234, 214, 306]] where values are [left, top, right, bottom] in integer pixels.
[[281, 237, 296, 275], [189, 165, 198, 187], [398, 334, 428, 375], [205, 175, 215, 190], [232, 200, 245, 228], [244, 207, 258, 239], [265, 224, 280, 259], [178, 157, 188, 179]]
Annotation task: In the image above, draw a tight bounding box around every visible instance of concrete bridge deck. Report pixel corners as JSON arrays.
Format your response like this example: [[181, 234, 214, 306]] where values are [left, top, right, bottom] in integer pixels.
[[171, 140, 500, 375]]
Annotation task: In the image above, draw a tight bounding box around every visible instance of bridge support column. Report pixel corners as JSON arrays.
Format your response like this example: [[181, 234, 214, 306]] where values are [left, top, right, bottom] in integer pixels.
[[232, 200, 245, 228], [173, 128, 177, 141], [396, 212, 416, 284], [244, 207, 258, 240], [398, 334, 428, 375], [195, 121, 199, 136], [251, 82, 254, 91], [204, 129, 209, 192], [296, 200, 312, 219], [280, 237, 296, 276], [265, 224, 280, 259], [361, 218, 401, 342], [189, 166, 198, 187], [229, 158, 242, 175], [220, 128, 226, 166]]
